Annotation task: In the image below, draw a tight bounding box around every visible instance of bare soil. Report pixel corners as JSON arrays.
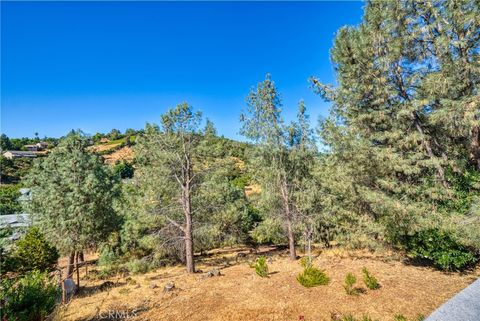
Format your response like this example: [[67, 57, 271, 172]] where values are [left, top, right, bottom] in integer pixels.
[[55, 247, 479, 321]]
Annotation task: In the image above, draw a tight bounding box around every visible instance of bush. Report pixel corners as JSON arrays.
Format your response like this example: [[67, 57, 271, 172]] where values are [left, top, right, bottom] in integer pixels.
[[406, 229, 477, 271], [297, 266, 329, 288], [331, 314, 377, 321], [344, 272, 358, 295], [254, 256, 269, 277], [362, 267, 380, 290], [113, 161, 134, 179], [0, 270, 59, 321], [13, 227, 59, 273], [124, 258, 150, 274], [0, 184, 22, 214]]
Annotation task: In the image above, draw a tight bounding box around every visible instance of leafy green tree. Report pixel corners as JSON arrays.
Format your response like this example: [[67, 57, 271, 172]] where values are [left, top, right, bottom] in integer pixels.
[[24, 131, 120, 281], [240, 75, 316, 260], [0, 133, 13, 151], [107, 129, 121, 141]]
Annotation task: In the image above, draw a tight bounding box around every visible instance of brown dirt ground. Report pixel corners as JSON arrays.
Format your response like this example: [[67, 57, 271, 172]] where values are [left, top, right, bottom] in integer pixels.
[[54, 247, 479, 321]]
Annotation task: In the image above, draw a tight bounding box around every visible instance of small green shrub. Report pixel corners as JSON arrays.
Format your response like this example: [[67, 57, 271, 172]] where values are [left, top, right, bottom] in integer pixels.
[[125, 258, 150, 274], [299, 256, 312, 268], [344, 272, 358, 295], [297, 266, 329, 287], [394, 315, 407, 321], [12, 227, 59, 273], [254, 256, 269, 277], [362, 267, 380, 290], [331, 314, 377, 321], [406, 229, 477, 271], [0, 270, 59, 321]]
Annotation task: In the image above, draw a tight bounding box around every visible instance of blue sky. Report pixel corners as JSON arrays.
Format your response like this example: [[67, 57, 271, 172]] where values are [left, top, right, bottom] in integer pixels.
[[1, 1, 363, 140]]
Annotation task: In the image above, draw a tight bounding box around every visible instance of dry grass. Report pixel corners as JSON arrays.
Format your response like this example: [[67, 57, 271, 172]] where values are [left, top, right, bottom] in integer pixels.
[[102, 146, 134, 165], [55, 247, 479, 321]]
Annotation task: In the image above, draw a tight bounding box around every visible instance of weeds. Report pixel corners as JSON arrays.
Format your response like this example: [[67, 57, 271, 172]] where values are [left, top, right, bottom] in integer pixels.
[[362, 267, 380, 290], [254, 256, 269, 277]]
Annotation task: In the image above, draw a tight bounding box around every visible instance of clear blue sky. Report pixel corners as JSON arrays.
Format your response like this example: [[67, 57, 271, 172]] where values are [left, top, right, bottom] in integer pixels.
[[1, 1, 363, 140]]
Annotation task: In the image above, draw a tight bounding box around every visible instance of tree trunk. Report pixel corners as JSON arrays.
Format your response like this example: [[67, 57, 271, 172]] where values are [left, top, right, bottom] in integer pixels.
[[281, 177, 296, 260], [185, 222, 195, 274], [66, 252, 75, 278], [75, 251, 80, 291], [286, 216, 296, 260], [471, 123, 480, 170], [78, 251, 84, 263], [183, 162, 195, 274]]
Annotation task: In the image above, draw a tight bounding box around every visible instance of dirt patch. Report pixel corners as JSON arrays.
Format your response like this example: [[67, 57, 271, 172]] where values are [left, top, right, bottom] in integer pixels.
[[55, 248, 479, 321], [103, 146, 134, 165]]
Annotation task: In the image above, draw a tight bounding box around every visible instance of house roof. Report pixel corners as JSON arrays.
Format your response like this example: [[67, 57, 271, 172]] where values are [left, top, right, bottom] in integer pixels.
[[3, 150, 37, 156]]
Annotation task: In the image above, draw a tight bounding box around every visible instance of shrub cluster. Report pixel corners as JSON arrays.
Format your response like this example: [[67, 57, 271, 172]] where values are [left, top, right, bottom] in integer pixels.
[[297, 266, 329, 288], [0, 271, 59, 321], [406, 229, 477, 271]]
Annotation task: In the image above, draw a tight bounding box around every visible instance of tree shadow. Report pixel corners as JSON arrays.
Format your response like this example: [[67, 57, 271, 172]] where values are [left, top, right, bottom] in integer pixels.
[[76, 281, 126, 298]]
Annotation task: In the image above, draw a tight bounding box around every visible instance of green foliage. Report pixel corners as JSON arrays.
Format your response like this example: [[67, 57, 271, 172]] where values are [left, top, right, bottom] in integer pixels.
[[0, 270, 59, 321], [344, 272, 358, 295], [113, 161, 134, 179], [0, 184, 22, 214], [24, 131, 120, 255], [125, 258, 151, 274], [296, 266, 329, 288], [309, 0, 480, 253], [240, 76, 317, 258], [331, 314, 377, 321], [1, 133, 13, 151], [362, 267, 380, 290], [394, 315, 407, 321], [254, 256, 269, 277], [406, 229, 477, 271], [251, 217, 285, 245], [12, 227, 59, 273], [0, 157, 33, 184]]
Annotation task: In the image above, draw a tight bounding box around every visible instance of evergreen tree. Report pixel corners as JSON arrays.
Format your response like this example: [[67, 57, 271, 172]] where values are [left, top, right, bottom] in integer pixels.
[[24, 131, 120, 280], [311, 0, 480, 247], [135, 103, 203, 273], [241, 75, 316, 259]]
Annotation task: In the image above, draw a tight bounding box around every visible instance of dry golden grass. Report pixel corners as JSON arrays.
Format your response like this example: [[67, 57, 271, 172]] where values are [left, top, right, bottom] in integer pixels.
[[88, 143, 122, 153], [55, 247, 479, 321], [102, 146, 134, 165]]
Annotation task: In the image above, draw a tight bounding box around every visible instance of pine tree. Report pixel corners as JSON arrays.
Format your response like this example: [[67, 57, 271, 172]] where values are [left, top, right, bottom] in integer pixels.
[[311, 0, 480, 246], [24, 131, 120, 282], [241, 75, 316, 259]]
